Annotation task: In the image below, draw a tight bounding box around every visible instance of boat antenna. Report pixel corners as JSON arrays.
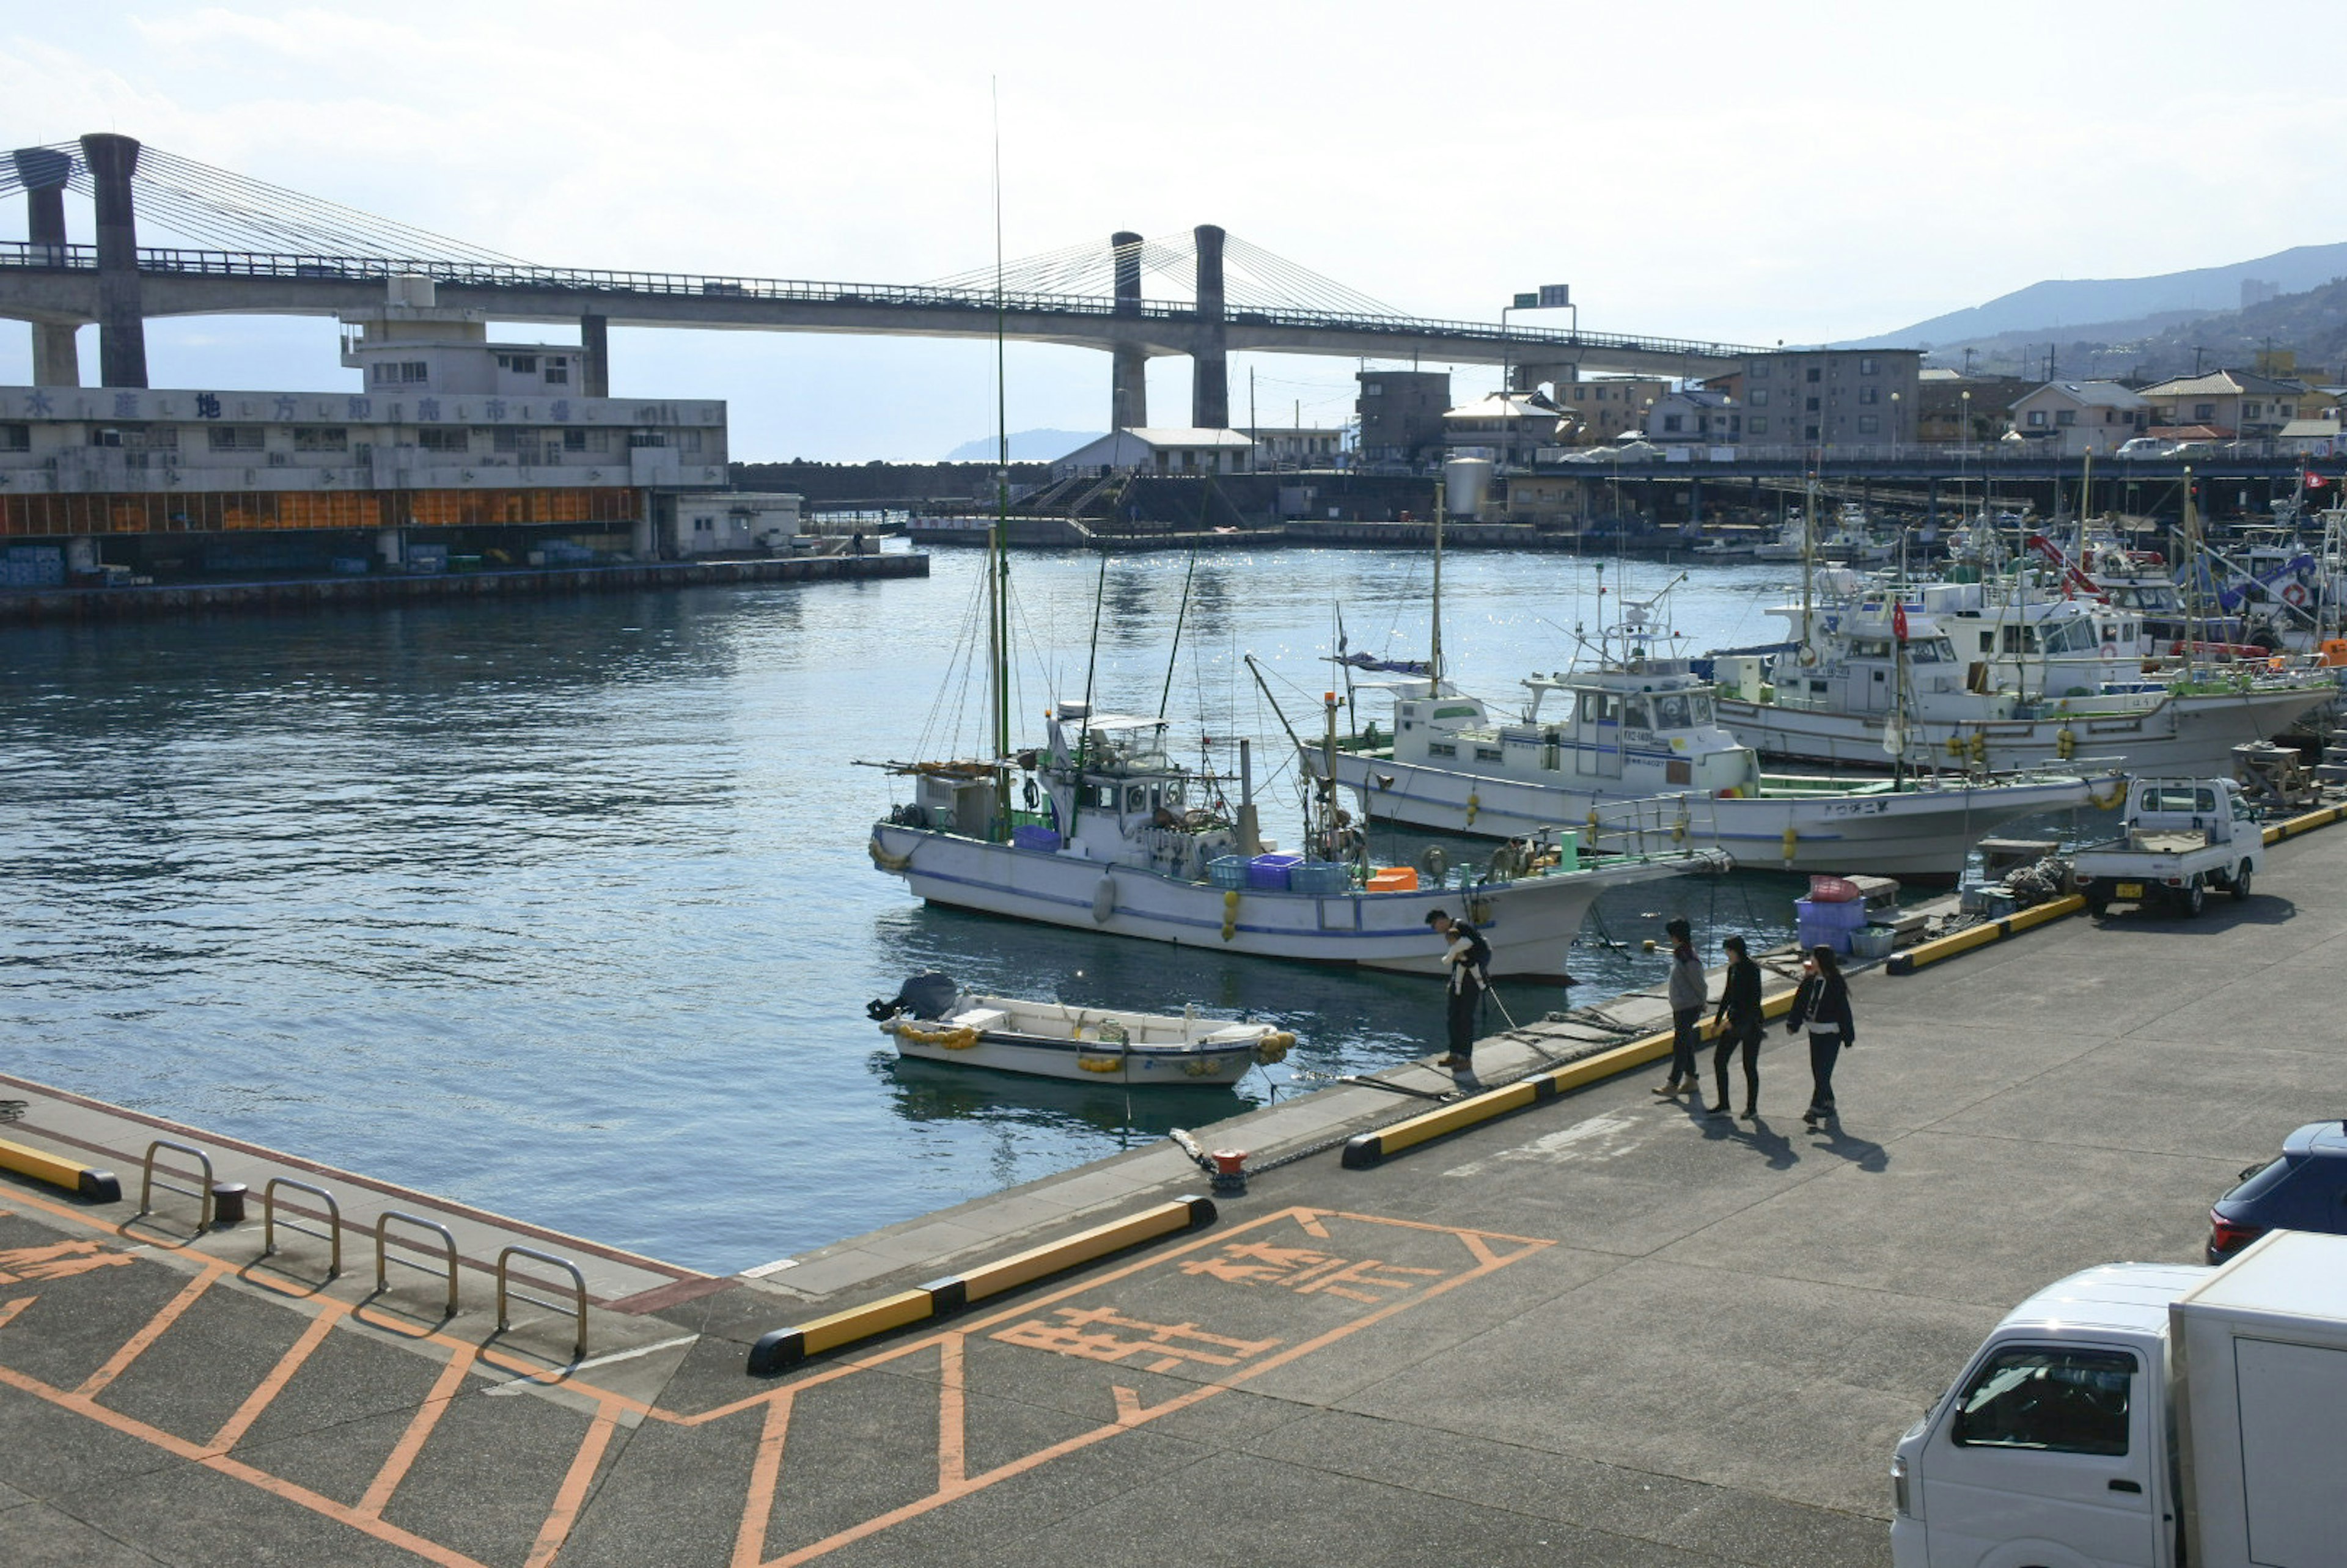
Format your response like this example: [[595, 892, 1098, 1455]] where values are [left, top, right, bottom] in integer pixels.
[[1068, 551, 1109, 842]]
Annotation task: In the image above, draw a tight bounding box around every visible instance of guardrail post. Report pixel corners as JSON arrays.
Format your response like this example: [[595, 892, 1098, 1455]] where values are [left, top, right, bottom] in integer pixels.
[[496, 1246, 589, 1361], [260, 1177, 343, 1279], [374, 1211, 460, 1319], [138, 1138, 215, 1231]]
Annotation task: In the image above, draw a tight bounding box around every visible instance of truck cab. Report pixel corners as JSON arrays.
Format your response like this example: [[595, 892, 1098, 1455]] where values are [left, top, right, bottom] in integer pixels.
[[1892, 1262, 2200, 1568], [1893, 1231, 2347, 1568]]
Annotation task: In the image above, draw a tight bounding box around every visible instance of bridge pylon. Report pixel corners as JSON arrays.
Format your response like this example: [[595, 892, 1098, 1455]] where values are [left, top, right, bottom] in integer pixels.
[[1110, 232, 1145, 430], [12, 147, 79, 386], [82, 133, 149, 389], [1191, 224, 1227, 429]]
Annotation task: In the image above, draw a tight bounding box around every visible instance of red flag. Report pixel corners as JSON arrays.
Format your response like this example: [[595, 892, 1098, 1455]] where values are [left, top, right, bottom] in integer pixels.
[[1893, 601, 1909, 641], [2307, 471, 2329, 489]]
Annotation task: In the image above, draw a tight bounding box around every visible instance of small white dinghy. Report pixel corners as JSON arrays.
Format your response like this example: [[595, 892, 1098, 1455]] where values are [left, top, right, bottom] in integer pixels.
[[866, 973, 1293, 1087]]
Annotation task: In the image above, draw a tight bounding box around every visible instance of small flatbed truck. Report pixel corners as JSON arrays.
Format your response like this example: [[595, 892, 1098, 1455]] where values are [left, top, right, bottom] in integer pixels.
[[2071, 777, 2261, 918]]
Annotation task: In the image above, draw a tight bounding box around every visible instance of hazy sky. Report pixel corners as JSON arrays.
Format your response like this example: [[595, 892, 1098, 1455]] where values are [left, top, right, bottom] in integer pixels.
[[5, 2, 2343, 460]]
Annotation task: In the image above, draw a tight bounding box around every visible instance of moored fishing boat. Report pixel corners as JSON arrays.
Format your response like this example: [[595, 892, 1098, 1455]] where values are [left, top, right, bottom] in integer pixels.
[[866, 972, 1291, 1086], [1309, 582, 2114, 877]]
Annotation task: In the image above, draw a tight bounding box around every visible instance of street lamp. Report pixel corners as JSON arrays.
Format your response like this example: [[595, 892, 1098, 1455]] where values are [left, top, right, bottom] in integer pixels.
[[1890, 390, 1902, 461]]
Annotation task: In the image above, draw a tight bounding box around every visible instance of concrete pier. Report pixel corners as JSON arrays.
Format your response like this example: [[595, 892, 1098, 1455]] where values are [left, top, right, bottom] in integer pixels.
[[0, 810, 2341, 1564]]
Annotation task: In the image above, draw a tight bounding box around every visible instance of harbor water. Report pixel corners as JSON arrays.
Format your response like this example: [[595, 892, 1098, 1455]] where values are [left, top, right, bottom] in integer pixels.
[[0, 548, 2072, 1273]]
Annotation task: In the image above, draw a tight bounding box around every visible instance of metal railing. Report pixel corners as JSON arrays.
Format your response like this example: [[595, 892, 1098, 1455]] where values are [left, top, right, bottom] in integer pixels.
[[374, 1211, 460, 1319], [138, 1138, 214, 1231], [0, 241, 1762, 361], [496, 1245, 588, 1361], [260, 1177, 342, 1280]]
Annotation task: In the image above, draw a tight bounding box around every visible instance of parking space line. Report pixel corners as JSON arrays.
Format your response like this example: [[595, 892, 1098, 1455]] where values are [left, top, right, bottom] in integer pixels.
[[75, 1257, 225, 1399], [356, 1343, 479, 1518]]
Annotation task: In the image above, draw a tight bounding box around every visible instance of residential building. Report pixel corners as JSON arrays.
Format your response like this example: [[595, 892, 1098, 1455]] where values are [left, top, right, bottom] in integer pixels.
[[1644, 387, 1738, 446], [1550, 376, 1670, 445], [2277, 417, 2341, 457], [2005, 381, 2149, 456], [1441, 390, 1563, 469], [2135, 369, 2311, 439], [1050, 428, 1257, 478], [1354, 370, 1449, 467], [1732, 348, 1922, 452], [1915, 369, 2033, 444]]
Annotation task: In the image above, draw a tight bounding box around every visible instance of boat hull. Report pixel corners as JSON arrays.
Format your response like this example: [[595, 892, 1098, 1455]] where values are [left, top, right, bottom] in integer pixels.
[[1716, 687, 2327, 777], [887, 1028, 1260, 1085], [1325, 752, 2106, 877], [871, 823, 1696, 979]]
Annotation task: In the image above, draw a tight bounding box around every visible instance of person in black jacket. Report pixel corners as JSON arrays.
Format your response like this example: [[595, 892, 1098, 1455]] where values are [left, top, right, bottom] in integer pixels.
[[1427, 909, 1491, 1070], [1785, 944, 1856, 1128], [1708, 934, 1765, 1119]]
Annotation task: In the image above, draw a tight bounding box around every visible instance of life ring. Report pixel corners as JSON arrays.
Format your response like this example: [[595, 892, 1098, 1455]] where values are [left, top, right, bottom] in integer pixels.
[[869, 835, 914, 871], [2282, 581, 2310, 608], [2100, 641, 2118, 659], [895, 1022, 979, 1050], [2090, 779, 2128, 810]]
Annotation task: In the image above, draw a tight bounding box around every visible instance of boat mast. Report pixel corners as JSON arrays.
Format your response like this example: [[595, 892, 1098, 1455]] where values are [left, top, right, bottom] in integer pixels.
[[1430, 483, 1445, 687], [989, 79, 1012, 833]]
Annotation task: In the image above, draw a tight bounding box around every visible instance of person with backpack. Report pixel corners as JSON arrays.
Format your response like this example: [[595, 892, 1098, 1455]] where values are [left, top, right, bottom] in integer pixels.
[[1785, 944, 1856, 1129], [1708, 934, 1765, 1119]]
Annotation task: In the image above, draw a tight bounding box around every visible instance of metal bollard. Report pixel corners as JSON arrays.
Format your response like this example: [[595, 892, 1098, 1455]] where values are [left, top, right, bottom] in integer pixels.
[[210, 1182, 249, 1227]]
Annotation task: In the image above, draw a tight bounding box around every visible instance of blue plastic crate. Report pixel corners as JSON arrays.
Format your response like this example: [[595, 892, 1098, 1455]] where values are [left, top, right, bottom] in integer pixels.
[[1207, 855, 1250, 890], [1793, 896, 1870, 930], [1245, 852, 1302, 892], [1287, 861, 1350, 895], [1797, 918, 1856, 955], [1011, 825, 1061, 852]]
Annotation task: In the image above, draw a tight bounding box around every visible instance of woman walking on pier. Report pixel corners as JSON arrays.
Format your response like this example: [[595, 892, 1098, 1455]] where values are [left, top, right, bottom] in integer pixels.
[[1786, 945, 1855, 1129], [1708, 935, 1764, 1119]]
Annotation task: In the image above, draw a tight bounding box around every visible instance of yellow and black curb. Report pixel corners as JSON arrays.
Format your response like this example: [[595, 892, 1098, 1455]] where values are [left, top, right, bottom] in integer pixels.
[[746, 1194, 1217, 1376], [1884, 893, 2084, 975], [2264, 803, 2346, 844], [0, 1134, 122, 1203], [1341, 987, 1801, 1170]]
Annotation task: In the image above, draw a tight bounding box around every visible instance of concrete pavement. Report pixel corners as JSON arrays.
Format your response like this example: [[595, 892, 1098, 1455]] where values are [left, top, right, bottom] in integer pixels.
[[2, 822, 2340, 1566]]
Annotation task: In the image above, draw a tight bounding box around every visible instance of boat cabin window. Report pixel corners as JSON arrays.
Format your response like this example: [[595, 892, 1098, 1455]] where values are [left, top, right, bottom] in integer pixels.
[[1433, 703, 1480, 724], [1161, 780, 1185, 808], [1998, 625, 2037, 654], [1851, 639, 1891, 658], [1583, 692, 1620, 726], [1687, 694, 1714, 725], [2041, 618, 2101, 656], [1621, 698, 1653, 731], [1125, 785, 1148, 815], [1079, 783, 1118, 811], [1908, 637, 1950, 664], [1653, 693, 1691, 730]]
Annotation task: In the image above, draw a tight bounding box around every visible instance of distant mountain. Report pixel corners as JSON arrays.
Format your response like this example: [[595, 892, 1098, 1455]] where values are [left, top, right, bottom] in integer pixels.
[[1844, 242, 2347, 350], [943, 428, 1101, 462]]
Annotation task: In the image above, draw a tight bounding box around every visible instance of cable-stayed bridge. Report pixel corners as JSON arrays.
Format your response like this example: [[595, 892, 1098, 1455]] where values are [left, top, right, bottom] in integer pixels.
[[0, 137, 1763, 427]]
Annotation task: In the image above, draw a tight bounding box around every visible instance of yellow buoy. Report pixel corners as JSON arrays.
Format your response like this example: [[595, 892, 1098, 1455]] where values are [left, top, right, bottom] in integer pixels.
[[1221, 888, 1239, 942], [1781, 824, 1799, 862]]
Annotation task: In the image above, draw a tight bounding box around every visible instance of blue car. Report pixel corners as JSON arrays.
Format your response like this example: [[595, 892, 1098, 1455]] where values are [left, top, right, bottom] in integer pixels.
[[2208, 1120, 2347, 1262]]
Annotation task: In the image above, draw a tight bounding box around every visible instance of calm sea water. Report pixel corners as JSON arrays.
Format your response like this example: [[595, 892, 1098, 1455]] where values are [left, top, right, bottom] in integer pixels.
[[0, 548, 1923, 1272]]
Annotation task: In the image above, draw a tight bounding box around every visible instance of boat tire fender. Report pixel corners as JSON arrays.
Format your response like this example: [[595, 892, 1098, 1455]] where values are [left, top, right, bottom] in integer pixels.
[[1092, 876, 1117, 923]]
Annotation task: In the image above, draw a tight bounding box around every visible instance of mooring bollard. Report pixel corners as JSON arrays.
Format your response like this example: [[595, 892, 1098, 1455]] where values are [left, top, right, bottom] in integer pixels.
[[210, 1181, 249, 1227]]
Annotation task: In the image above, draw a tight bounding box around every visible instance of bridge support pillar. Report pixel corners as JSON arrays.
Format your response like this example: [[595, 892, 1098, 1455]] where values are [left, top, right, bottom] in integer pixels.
[[14, 148, 80, 386], [1109, 232, 1147, 429], [81, 133, 148, 389], [1191, 224, 1229, 429], [581, 313, 609, 398]]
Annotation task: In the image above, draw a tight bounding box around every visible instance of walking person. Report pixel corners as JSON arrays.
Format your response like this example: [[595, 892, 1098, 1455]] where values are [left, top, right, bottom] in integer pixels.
[[1708, 934, 1764, 1119], [1426, 909, 1490, 1070], [1653, 917, 1705, 1097], [1785, 945, 1856, 1129]]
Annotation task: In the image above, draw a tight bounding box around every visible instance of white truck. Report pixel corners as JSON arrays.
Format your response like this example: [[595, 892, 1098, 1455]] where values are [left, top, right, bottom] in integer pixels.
[[1890, 1229, 2347, 1568], [2071, 777, 2263, 918]]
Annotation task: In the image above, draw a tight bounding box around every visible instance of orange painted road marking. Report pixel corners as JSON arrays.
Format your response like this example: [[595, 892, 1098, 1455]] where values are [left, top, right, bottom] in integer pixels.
[[0, 1188, 1553, 1568]]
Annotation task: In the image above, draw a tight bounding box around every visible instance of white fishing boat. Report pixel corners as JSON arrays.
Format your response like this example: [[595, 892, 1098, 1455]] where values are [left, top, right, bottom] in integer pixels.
[[870, 700, 1716, 980], [1753, 502, 1893, 565], [1309, 584, 2114, 877], [866, 973, 1293, 1086], [1710, 579, 2334, 775]]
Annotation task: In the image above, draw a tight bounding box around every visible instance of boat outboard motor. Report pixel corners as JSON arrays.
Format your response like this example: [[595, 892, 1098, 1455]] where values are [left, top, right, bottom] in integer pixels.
[[865, 972, 958, 1022]]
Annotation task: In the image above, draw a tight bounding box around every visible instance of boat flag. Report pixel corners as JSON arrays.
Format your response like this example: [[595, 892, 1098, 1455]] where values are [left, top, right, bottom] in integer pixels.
[[2305, 471, 2329, 489], [1892, 601, 1909, 641]]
